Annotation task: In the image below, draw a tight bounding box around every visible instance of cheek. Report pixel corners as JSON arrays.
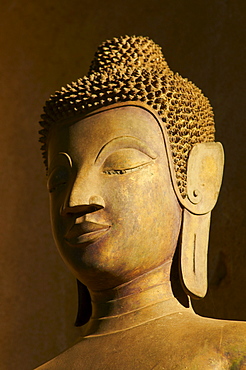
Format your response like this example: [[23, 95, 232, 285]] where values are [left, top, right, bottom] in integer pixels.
[[100, 166, 181, 264], [49, 197, 61, 245], [49, 194, 67, 247]]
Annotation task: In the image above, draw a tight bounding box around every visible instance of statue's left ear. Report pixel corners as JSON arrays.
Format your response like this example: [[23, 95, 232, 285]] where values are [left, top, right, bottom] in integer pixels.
[[180, 142, 224, 298]]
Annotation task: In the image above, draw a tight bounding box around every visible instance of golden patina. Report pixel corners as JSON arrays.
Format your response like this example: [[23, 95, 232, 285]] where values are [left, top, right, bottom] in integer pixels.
[[36, 36, 246, 370]]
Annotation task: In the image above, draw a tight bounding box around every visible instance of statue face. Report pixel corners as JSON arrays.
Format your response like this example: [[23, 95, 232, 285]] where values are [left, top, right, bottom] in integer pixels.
[[48, 106, 182, 291]]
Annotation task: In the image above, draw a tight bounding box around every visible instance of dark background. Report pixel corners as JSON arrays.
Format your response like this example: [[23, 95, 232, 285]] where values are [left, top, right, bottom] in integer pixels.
[[0, 1, 245, 369]]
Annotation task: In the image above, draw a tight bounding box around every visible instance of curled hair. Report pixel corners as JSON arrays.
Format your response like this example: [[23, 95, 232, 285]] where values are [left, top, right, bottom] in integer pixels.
[[39, 35, 215, 197]]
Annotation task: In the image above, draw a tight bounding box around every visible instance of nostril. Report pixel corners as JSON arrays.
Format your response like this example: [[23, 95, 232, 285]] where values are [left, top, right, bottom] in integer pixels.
[[90, 204, 103, 212], [60, 203, 103, 217], [89, 195, 105, 209]]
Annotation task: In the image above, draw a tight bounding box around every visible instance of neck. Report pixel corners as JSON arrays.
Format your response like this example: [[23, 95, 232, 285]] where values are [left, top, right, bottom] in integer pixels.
[[82, 261, 191, 337]]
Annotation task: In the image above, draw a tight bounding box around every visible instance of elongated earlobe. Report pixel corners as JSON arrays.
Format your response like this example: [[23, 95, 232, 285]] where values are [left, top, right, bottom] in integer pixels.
[[178, 142, 224, 298], [180, 210, 211, 298]]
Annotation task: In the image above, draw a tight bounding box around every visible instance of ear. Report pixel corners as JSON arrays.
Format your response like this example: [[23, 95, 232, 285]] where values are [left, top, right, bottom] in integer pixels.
[[180, 210, 211, 298], [184, 142, 224, 215], [180, 142, 224, 298]]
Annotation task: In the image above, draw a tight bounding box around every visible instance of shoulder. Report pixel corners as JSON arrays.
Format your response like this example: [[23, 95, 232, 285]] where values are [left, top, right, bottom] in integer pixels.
[[180, 313, 246, 367], [217, 319, 246, 366], [145, 311, 246, 368], [33, 344, 80, 370], [34, 314, 246, 369]]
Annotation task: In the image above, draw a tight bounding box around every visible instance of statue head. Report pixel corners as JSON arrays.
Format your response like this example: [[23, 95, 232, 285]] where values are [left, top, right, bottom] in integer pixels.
[[40, 36, 224, 325]]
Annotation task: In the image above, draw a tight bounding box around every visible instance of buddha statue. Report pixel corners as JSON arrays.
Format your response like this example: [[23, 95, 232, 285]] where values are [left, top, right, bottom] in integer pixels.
[[36, 36, 246, 369]]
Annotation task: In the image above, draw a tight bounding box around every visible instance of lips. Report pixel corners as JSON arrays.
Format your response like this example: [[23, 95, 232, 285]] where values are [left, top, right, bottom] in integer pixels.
[[64, 221, 110, 245]]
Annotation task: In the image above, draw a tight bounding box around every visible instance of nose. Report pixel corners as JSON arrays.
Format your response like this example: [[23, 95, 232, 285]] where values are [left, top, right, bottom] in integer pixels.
[[61, 174, 105, 216]]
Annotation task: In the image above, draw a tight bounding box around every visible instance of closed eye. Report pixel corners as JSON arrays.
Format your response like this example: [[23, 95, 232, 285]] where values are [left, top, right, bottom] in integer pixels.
[[103, 162, 151, 175], [47, 166, 69, 193], [102, 148, 154, 175]]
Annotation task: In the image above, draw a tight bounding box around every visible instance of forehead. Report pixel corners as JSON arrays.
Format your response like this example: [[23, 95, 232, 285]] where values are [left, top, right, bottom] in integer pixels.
[[48, 106, 164, 166]]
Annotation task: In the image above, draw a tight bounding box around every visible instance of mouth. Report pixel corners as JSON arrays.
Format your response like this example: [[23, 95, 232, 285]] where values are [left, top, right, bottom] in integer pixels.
[[64, 221, 110, 246]]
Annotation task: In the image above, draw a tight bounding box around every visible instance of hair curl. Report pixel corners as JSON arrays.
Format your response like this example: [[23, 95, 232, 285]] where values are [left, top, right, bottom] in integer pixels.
[[39, 35, 215, 197]]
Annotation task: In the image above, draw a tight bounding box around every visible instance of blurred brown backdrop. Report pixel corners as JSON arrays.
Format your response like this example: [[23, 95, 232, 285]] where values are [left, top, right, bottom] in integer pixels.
[[0, 1, 245, 369]]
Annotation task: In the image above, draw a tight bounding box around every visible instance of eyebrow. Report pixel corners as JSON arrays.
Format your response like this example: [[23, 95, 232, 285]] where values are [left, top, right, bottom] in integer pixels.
[[48, 152, 73, 175], [95, 136, 157, 164]]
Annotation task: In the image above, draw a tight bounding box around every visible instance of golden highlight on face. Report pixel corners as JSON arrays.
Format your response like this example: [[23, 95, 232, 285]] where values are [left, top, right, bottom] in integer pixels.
[[47, 106, 182, 291], [40, 35, 215, 198]]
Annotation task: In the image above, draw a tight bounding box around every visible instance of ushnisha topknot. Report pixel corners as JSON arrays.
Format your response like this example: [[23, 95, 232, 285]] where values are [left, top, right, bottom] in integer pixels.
[[39, 35, 215, 197]]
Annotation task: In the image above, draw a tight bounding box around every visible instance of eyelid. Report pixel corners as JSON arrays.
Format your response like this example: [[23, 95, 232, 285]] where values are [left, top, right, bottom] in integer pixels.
[[48, 152, 72, 177], [95, 136, 157, 165], [102, 147, 154, 174], [103, 162, 151, 175], [47, 165, 69, 193]]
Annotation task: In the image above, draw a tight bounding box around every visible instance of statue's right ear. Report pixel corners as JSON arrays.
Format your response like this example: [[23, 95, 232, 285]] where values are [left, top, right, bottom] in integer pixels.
[[179, 142, 224, 298]]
